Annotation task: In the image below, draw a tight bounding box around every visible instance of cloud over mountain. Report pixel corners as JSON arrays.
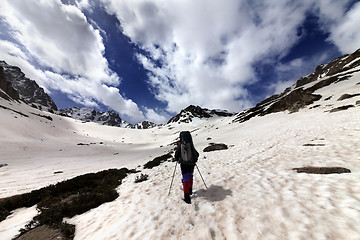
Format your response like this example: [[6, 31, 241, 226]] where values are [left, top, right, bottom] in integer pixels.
[[1, 0, 360, 123], [100, 0, 360, 113], [0, 0, 144, 122]]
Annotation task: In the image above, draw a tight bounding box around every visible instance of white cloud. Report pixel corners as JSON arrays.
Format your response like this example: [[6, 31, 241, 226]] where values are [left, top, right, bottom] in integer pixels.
[[1, 0, 358, 124], [100, 0, 314, 113], [0, 0, 145, 122], [101, 0, 359, 114], [327, 1, 360, 54]]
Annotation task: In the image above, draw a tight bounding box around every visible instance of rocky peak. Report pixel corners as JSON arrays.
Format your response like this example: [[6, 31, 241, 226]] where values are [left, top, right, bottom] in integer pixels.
[[167, 105, 234, 124], [0, 61, 58, 112]]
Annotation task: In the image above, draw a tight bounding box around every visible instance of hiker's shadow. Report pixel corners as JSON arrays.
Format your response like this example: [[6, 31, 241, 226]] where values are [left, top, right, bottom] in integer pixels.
[[194, 185, 232, 202]]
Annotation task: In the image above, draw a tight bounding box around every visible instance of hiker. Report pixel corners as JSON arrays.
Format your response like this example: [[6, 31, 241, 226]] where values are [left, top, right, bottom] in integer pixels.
[[175, 131, 199, 204]]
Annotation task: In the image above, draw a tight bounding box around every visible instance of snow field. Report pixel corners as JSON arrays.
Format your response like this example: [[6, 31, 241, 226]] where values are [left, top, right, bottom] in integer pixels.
[[0, 73, 359, 239], [67, 107, 359, 240]]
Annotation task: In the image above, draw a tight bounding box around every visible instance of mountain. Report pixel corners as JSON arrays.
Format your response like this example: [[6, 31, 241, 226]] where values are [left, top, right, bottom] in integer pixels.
[[0, 61, 158, 129], [133, 121, 159, 129], [1, 49, 359, 240], [59, 107, 126, 127], [59, 107, 158, 129], [234, 48, 360, 123], [0, 61, 57, 112], [167, 105, 234, 124]]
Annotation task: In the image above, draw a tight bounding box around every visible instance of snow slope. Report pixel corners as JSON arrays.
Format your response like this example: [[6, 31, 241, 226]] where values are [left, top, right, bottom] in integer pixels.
[[0, 73, 360, 239]]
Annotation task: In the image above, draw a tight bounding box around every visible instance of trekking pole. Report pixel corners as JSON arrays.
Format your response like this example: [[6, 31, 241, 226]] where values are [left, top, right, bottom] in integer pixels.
[[168, 161, 177, 196], [195, 164, 208, 189]]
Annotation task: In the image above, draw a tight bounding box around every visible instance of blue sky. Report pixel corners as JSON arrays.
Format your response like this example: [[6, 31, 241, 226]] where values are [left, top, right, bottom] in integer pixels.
[[1, 0, 360, 124]]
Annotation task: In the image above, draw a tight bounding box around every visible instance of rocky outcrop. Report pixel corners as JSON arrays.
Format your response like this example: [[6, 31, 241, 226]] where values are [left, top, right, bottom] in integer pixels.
[[234, 48, 360, 123], [0, 61, 57, 112], [203, 143, 228, 152]]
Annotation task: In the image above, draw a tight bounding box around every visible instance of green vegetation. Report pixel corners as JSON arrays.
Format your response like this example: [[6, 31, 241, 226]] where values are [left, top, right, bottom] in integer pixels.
[[0, 168, 132, 239], [143, 153, 173, 169]]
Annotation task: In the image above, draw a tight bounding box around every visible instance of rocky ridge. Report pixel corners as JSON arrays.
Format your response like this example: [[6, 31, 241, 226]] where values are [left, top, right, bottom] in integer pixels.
[[234, 48, 360, 123], [0, 61, 57, 112]]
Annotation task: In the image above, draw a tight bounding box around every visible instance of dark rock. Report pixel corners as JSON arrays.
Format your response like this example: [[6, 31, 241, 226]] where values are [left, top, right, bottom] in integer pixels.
[[337, 93, 360, 101], [77, 143, 89, 146], [30, 112, 53, 121], [0, 163, 8, 168], [144, 153, 173, 169], [303, 143, 325, 146], [324, 96, 332, 101], [329, 105, 355, 113], [293, 167, 351, 174], [310, 105, 321, 109], [203, 143, 228, 152]]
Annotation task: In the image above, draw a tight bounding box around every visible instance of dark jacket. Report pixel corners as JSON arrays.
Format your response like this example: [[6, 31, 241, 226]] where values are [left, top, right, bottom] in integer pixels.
[[174, 131, 199, 165]]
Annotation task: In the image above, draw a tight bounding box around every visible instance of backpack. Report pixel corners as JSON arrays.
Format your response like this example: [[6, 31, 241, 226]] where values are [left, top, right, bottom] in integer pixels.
[[179, 131, 197, 165]]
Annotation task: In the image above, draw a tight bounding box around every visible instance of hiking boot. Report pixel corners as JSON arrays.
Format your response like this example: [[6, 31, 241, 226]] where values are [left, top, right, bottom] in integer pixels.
[[189, 188, 193, 195], [184, 193, 191, 204]]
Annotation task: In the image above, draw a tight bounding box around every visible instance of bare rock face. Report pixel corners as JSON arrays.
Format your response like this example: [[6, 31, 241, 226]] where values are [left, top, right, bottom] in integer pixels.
[[0, 61, 57, 112], [0, 66, 20, 101], [265, 88, 322, 114]]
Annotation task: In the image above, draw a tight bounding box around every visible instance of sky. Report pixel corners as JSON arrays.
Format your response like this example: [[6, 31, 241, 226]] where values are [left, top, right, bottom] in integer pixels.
[[0, 0, 360, 124]]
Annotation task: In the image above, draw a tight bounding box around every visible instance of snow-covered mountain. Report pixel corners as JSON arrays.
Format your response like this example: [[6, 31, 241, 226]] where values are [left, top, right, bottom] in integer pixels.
[[0, 49, 359, 240], [0, 61, 57, 112], [59, 107, 129, 127], [0, 61, 158, 129], [168, 105, 234, 124], [234, 48, 360, 123], [59, 107, 158, 129]]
